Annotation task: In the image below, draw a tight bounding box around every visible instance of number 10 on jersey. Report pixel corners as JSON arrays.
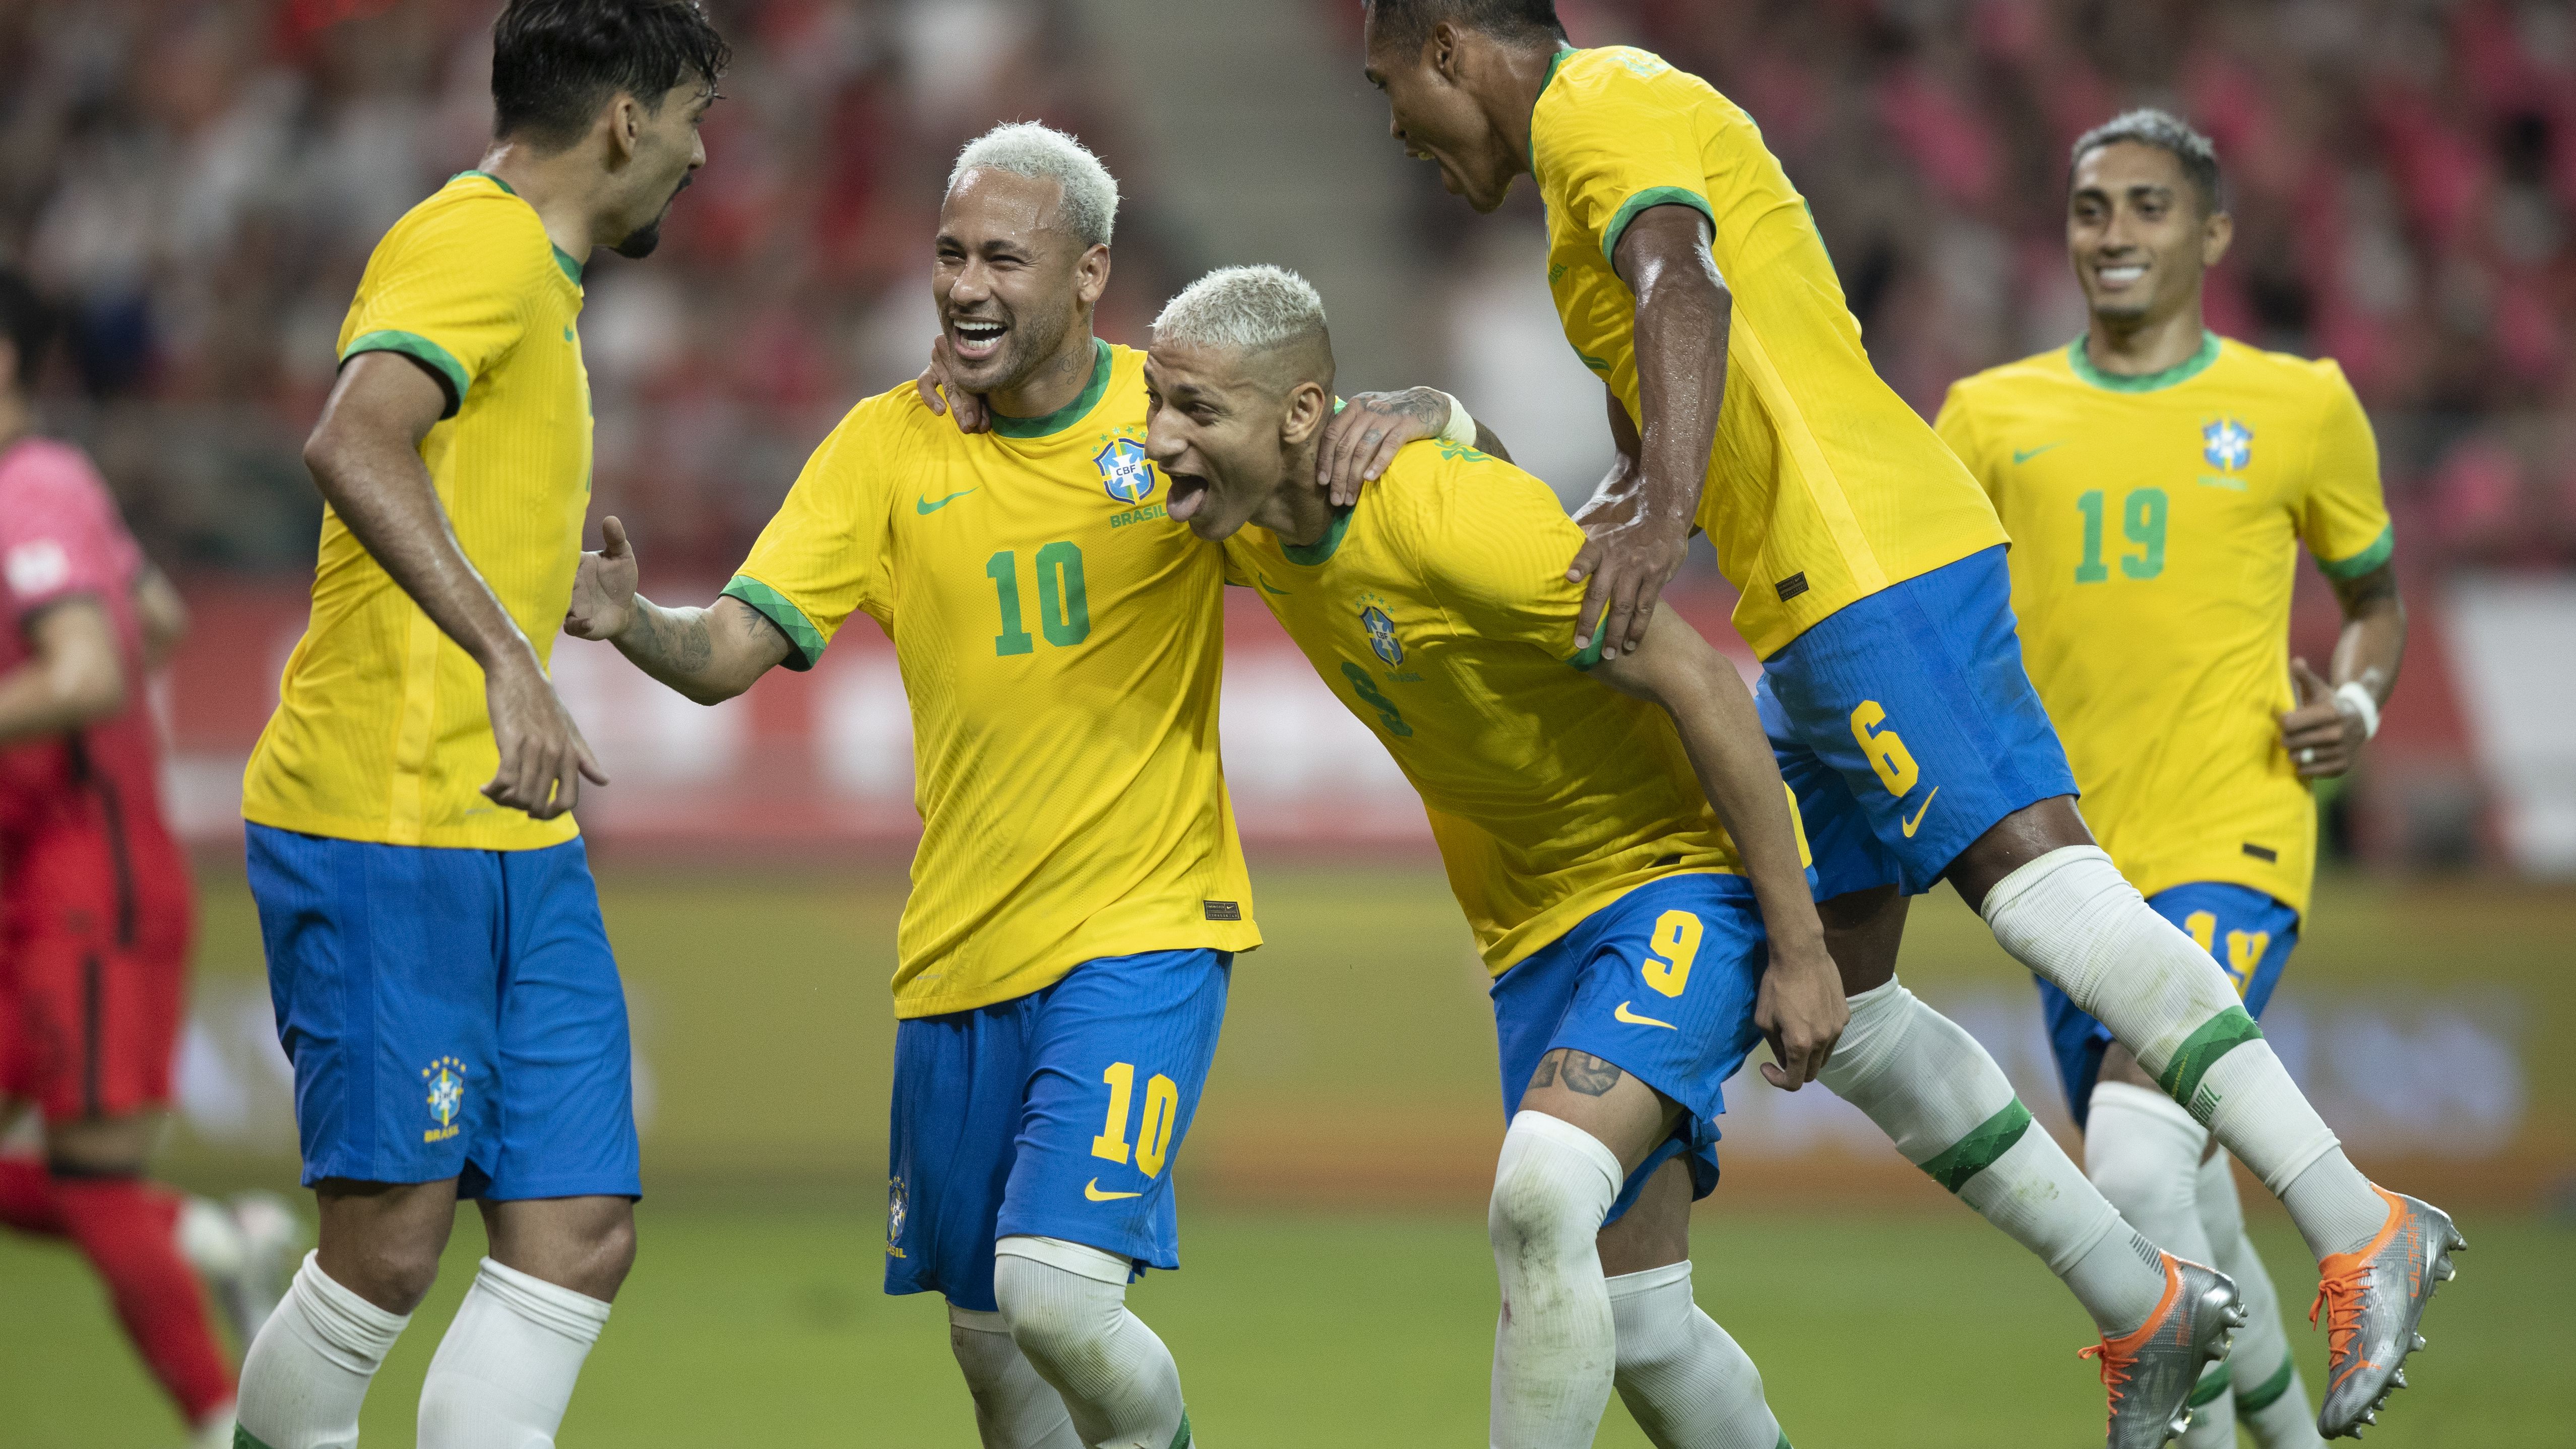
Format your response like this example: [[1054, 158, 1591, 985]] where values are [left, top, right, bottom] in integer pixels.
[[987, 543, 1091, 655]]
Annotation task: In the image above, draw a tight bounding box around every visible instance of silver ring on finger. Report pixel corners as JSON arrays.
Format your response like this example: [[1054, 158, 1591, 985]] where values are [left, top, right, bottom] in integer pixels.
[[2298, 747, 2316, 766]]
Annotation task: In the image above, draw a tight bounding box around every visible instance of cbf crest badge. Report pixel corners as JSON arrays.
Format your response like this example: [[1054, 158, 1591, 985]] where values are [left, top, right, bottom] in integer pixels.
[[886, 1176, 909, 1258], [422, 1056, 467, 1143], [1095, 437, 1155, 503], [1358, 594, 1404, 666], [2201, 417, 2253, 473]]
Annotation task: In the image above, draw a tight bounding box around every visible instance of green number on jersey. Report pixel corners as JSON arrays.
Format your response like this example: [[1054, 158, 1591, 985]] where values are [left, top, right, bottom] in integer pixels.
[[987, 543, 1091, 655], [2075, 491, 2109, 584], [2075, 488, 2168, 584]]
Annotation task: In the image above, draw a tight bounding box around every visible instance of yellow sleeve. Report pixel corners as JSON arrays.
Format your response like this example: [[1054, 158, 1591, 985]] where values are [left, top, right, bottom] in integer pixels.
[[2299, 364, 2395, 580], [1218, 536, 1254, 589], [722, 402, 900, 670], [1535, 58, 1716, 270], [339, 200, 549, 420], [1408, 452, 1603, 667], [1932, 383, 2000, 508]]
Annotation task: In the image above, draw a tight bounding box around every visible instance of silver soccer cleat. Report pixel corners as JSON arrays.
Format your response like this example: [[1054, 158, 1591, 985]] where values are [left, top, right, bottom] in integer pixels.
[[2312, 1188, 2464, 1438], [2082, 1255, 2245, 1448]]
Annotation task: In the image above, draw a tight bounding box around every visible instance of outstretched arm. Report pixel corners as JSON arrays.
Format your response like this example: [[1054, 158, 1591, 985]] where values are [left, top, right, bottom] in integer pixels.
[[2279, 562, 2406, 780], [305, 352, 604, 818], [1592, 604, 1844, 1088], [564, 516, 790, 705], [1572, 205, 1729, 661]]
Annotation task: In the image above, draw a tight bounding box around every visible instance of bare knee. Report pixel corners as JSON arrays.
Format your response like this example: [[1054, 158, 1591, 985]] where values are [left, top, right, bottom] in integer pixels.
[[315, 1180, 460, 1314], [483, 1195, 637, 1303]]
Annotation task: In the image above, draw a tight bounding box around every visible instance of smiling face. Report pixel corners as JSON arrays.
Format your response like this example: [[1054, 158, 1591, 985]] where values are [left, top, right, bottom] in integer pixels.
[[1143, 341, 1329, 541], [605, 79, 714, 260], [934, 168, 1109, 397], [2068, 140, 2232, 328], [1363, 20, 1520, 213]]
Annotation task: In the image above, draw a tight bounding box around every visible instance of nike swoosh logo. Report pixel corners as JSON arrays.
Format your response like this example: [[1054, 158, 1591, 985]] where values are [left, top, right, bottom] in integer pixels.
[[917, 487, 979, 515], [1901, 785, 1941, 839], [2012, 443, 2068, 465], [1256, 575, 1290, 596], [1083, 1179, 1142, 1202], [1613, 1000, 1676, 1030]]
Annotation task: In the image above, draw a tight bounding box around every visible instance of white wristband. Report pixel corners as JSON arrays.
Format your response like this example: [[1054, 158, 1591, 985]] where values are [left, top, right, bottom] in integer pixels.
[[1434, 390, 1478, 448], [2334, 680, 2381, 740]]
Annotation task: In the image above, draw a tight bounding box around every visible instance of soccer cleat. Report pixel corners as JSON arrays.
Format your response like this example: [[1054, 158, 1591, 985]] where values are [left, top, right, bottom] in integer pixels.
[[2080, 1255, 2245, 1448], [182, 1191, 303, 1347], [2311, 1187, 2464, 1438]]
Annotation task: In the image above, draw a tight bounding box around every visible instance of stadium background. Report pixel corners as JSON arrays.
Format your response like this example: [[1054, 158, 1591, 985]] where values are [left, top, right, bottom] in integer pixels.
[[2, 0, 2570, 1443]]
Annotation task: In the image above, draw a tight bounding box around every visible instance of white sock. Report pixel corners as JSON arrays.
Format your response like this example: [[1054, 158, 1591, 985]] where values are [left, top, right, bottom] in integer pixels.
[[2085, 1084, 2232, 1445], [416, 1256, 612, 1449], [952, 1304, 1082, 1449], [234, 1252, 410, 1449], [1822, 979, 2165, 1333], [1981, 848, 2385, 1256], [2197, 1152, 2321, 1448], [993, 1236, 1190, 1449], [1487, 1111, 1622, 1449], [1606, 1261, 1783, 1449]]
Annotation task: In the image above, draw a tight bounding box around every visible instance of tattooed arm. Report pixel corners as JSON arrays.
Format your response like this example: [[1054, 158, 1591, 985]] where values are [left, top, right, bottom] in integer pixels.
[[564, 515, 790, 705]]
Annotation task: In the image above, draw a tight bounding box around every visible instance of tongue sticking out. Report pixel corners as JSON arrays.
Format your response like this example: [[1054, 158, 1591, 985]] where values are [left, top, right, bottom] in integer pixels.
[[1168, 478, 1208, 521]]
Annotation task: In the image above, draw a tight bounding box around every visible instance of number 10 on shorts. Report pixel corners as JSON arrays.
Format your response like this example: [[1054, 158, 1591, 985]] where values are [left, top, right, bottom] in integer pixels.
[[1091, 1061, 1180, 1178]]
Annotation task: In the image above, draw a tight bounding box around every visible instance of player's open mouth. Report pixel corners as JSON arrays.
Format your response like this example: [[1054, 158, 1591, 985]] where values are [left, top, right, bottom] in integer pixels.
[[2094, 264, 2147, 288], [951, 318, 1008, 362], [1167, 473, 1210, 522]]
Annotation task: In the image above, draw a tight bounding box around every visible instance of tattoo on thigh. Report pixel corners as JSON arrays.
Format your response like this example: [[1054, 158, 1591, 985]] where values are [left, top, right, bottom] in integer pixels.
[[1560, 1052, 1624, 1096], [1526, 1056, 1559, 1091]]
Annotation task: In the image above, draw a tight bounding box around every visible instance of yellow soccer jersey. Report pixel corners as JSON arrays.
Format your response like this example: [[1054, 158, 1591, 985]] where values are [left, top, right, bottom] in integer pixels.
[[244, 171, 594, 850], [1225, 439, 1778, 975], [726, 341, 1259, 1017], [1530, 46, 2007, 658], [1936, 333, 2395, 918]]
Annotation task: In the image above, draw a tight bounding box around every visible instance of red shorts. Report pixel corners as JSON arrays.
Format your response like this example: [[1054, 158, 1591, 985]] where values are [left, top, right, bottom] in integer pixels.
[[0, 808, 194, 1123]]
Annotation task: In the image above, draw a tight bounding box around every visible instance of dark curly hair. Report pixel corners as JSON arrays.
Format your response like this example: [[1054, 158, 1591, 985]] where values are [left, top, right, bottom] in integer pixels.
[[492, 0, 730, 153]]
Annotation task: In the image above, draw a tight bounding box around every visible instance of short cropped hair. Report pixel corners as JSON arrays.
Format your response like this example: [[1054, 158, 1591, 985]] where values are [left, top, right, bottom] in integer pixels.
[[2071, 109, 2224, 216], [1152, 266, 1329, 359], [491, 0, 729, 153], [1364, 0, 1566, 51], [0, 270, 52, 398], [948, 123, 1121, 249]]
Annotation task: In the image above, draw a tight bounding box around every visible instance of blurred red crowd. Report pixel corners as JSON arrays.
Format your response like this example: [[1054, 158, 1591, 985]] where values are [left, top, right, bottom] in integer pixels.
[[2, 0, 2571, 578]]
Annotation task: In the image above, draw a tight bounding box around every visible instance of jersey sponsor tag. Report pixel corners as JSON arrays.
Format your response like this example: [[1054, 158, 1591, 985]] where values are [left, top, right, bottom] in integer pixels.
[[2241, 842, 2279, 862], [1202, 900, 1241, 921], [1774, 571, 1809, 602]]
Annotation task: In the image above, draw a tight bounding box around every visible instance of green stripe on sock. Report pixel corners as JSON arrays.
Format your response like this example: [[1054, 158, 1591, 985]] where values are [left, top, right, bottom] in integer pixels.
[[1169, 1411, 1192, 1449], [2235, 1358, 2297, 1413], [2189, 1361, 2234, 1407], [1917, 1100, 2033, 1193], [2155, 1005, 2264, 1116], [1776, 1433, 1793, 1449], [236, 1430, 281, 1449]]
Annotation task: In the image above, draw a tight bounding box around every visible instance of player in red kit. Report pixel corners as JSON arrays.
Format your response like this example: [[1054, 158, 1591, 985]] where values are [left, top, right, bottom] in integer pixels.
[[0, 270, 289, 1446]]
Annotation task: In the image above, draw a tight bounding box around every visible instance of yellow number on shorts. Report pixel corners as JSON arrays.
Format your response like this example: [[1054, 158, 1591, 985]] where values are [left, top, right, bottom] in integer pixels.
[[1135, 1074, 1181, 1178], [2183, 910, 2218, 956], [2182, 910, 2267, 997], [1641, 910, 1704, 999], [1091, 1062, 1136, 1164], [1848, 700, 1921, 799]]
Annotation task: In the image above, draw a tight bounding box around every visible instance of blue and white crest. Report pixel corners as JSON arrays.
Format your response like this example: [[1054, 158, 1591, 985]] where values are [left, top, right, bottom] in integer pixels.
[[1095, 437, 1156, 503], [1360, 605, 1403, 665], [2202, 417, 2253, 472], [422, 1056, 467, 1132]]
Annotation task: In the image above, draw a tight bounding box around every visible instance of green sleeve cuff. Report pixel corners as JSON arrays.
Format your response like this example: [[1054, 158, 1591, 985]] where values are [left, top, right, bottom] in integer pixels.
[[341, 331, 470, 419], [1565, 628, 1608, 671], [1602, 186, 1717, 271], [721, 575, 828, 671], [2314, 525, 2394, 581]]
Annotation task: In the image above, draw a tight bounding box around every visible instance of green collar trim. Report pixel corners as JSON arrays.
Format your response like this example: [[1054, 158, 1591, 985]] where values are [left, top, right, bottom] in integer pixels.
[[1280, 504, 1354, 565], [2066, 330, 2220, 392], [454, 171, 583, 284], [991, 337, 1113, 439], [1528, 45, 1578, 179]]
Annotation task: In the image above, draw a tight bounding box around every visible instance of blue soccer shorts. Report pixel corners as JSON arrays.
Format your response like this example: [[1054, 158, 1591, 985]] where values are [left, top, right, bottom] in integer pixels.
[[244, 824, 640, 1200], [885, 948, 1231, 1313], [2038, 881, 2301, 1127], [1490, 872, 1770, 1225], [1757, 544, 2081, 900]]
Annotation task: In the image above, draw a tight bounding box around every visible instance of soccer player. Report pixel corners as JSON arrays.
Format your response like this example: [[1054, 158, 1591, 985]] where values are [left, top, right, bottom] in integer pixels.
[[1354, 2, 2458, 1440], [229, 5, 724, 1446], [566, 123, 1258, 1449], [0, 268, 287, 1447], [1142, 263, 1846, 1448], [1935, 111, 2409, 1449]]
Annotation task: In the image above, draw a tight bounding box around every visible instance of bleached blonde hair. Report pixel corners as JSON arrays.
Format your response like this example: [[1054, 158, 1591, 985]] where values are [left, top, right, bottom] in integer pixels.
[[1150, 265, 1329, 356], [947, 121, 1120, 247]]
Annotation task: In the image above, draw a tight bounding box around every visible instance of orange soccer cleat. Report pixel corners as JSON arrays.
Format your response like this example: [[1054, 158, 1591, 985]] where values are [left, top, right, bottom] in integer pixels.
[[2311, 1186, 2465, 1438], [2081, 1253, 2245, 1448]]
